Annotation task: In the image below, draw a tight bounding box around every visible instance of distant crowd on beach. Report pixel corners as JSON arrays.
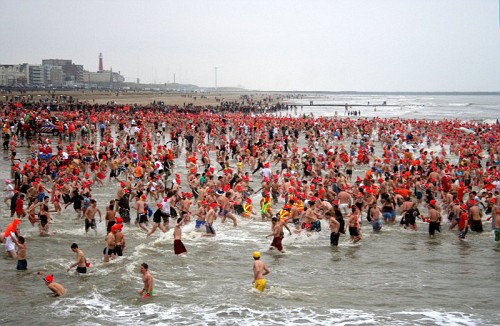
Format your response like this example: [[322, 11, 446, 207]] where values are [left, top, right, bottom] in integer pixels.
[[1, 95, 500, 295]]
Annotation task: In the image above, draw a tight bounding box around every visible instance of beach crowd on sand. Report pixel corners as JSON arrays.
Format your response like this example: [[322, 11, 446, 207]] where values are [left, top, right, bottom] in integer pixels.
[[1, 95, 500, 296]]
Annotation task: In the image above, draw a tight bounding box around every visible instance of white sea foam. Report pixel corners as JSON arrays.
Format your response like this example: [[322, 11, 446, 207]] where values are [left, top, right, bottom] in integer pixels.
[[448, 103, 472, 107], [392, 310, 480, 325], [47, 293, 386, 325]]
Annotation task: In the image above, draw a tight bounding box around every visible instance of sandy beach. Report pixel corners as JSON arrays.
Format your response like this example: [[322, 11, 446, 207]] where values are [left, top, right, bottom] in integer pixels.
[[0, 90, 293, 106]]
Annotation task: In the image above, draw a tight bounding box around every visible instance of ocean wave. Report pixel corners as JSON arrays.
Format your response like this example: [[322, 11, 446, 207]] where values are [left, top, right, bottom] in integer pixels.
[[47, 294, 491, 325], [448, 103, 472, 107], [391, 310, 487, 326]]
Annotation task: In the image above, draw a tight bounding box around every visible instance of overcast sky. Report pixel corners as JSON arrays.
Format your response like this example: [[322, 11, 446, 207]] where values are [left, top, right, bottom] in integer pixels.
[[1, 0, 499, 91]]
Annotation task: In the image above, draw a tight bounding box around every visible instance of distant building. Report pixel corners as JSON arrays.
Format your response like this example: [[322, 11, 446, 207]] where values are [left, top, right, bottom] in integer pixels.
[[42, 59, 83, 84], [43, 65, 64, 87], [28, 65, 44, 86], [83, 69, 125, 85], [0, 56, 125, 88], [0, 64, 28, 86]]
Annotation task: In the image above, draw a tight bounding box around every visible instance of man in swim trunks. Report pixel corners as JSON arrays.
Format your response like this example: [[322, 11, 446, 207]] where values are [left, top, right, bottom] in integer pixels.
[[204, 202, 217, 237], [345, 206, 361, 243], [449, 199, 461, 231], [301, 200, 321, 232], [369, 202, 382, 232], [428, 201, 441, 238], [469, 201, 483, 233], [179, 192, 193, 223], [67, 243, 88, 274], [328, 212, 340, 246], [105, 200, 116, 233], [147, 204, 168, 237], [14, 236, 27, 270], [85, 199, 102, 235], [252, 251, 270, 292], [114, 223, 125, 256], [283, 199, 299, 232], [337, 188, 352, 217], [345, 160, 354, 181], [3, 179, 15, 208], [135, 195, 149, 232], [219, 192, 238, 226], [139, 262, 154, 298], [194, 201, 207, 230], [267, 217, 290, 253], [103, 227, 117, 262], [173, 218, 187, 255], [494, 209, 500, 241], [44, 274, 66, 297]]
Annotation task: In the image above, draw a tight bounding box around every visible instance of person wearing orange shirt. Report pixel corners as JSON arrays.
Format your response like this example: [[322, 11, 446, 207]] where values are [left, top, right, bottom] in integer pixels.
[[134, 164, 144, 183]]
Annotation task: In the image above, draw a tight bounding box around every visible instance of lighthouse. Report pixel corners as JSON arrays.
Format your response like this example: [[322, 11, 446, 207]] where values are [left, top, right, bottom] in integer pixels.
[[98, 53, 104, 72]]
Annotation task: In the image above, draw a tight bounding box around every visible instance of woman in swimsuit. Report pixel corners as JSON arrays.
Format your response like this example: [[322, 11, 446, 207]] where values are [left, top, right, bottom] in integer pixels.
[[31, 196, 52, 236]]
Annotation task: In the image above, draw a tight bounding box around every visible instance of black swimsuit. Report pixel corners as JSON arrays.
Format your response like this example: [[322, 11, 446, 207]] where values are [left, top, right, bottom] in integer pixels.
[[40, 204, 49, 226]]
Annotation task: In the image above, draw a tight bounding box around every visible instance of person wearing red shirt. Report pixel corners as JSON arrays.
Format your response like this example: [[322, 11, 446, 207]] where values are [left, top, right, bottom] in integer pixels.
[[68, 123, 75, 142], [458, 204, 469, 239], [15, 193, 26, 218], [457, 183, 466, 202]]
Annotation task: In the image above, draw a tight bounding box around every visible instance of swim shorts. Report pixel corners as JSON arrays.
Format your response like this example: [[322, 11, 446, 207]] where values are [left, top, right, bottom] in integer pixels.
[[309, 220, 321, 232], [107, 221, 116, 232], [195, 220, 206, 229], [254, 278, 266, 292], [114, 245, 123, 256], [137, 213, 148, 224], [458, 227, 468, 239], [349, 226, 359, 237], [339, 203, 349, 216], [271, 236, 283, 251], [85, 218, 96, 231], [470, 220, 483, 232], [76, 266, 87, 274], [174, 239, 187, 255], [153, 213, 162, 224], [383, 212, 393, 221], [16, 259, 27, 270], [103, 247, 115, 256], [429, 221, 438, 235], [330, 232, 340, 246], [205, 223, 216, 235], [372, 219, 382, 231]]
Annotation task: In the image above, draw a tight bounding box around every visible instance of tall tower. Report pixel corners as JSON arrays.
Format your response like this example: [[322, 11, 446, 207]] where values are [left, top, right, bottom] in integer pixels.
[[98, 53, 104, 72]]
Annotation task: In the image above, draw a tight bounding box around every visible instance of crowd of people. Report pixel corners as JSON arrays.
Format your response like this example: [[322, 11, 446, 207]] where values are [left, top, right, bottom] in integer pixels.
[[1, 95, 500, 295]]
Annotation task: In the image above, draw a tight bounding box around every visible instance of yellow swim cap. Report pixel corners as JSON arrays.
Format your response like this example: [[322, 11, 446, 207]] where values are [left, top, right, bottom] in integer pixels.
[[252, 251, 261, 258]]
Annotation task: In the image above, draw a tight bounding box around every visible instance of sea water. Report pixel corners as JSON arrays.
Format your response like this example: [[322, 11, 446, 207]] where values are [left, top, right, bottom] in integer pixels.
[[0, 94, 499, 325], [283, 93, 500, 123]]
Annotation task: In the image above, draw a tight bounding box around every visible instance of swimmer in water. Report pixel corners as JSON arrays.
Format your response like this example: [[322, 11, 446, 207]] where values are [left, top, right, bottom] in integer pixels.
[[252, 251, 270, 292], [139, 262, 154, 298], [44, 274, 66, 297]]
